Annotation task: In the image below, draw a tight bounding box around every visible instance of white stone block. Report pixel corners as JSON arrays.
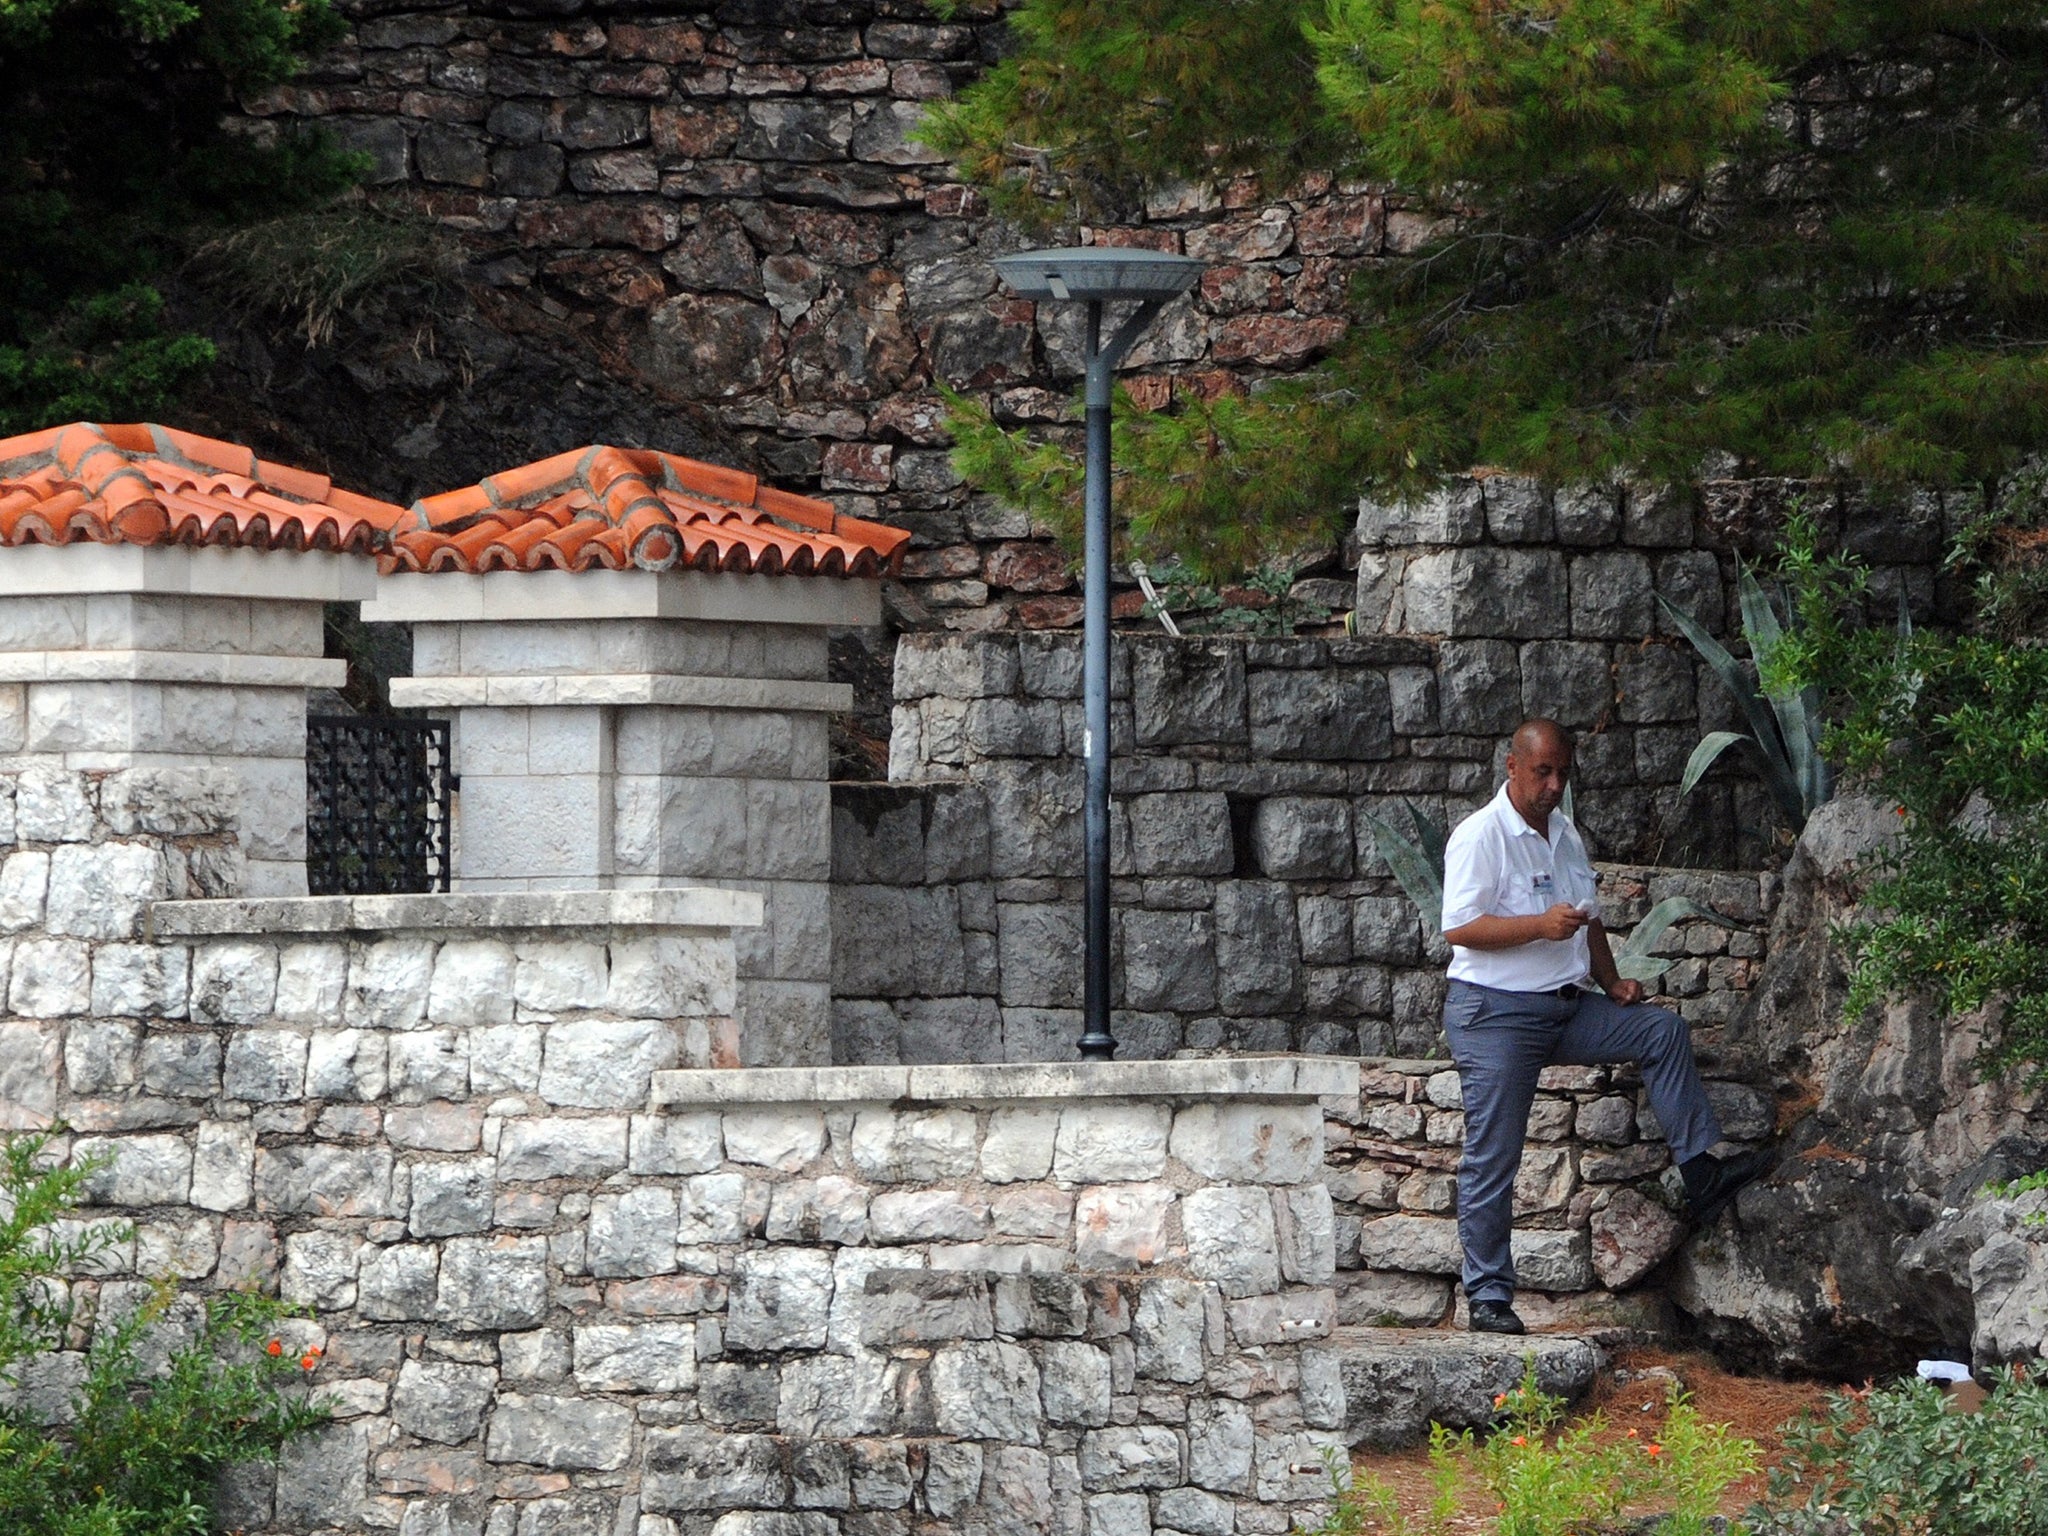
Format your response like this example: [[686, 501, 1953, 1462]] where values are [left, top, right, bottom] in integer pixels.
[[675, 1171, 747, 1245], [223, 1028, 308, 1101], [75, 1133, 192, 1206], [234, 689, 306, 757], [190, 941, 279, 1025], [526, 707, 611, 775], [850, 1108, 981, 1182], [513, 940, 608, 1015], [192, 1121, 256, 1210], [307, 1030, 388, 1101], [388, 1031, 470, 1103], [608, 935, 735, 1017], [764, 880, 831, 983], [587, 1187, 680, 1278], [653, 777, 747, 878], [722, 1107, 827, 1171], [428, 940, 518, 1028], [1182, 1187, 1281, 1298], [629, 1113, 722, 1175], [0, 851, 49, 931], [455, 706, 530, 776], [455, 774, 610, 882], [573, 1322, 696, 1392], [275, 944, 347, 1022], [91, 942, 188, 1017], [982, 1108, 1059, 1184], [344, 938, 435, 1029], [231, 756, 308, 862], [13, 767, 94, 841], [540, 1019, 676, 1109], [468, 1024, 542, 1095], [1074, 1184, 1176, 1270], [136, 1217, 218, 1281], [44, 842, 165, 940], [1053, 1104, 1172, 1184], [283, 1232, 361, 1309], [1168, 1102, 1325, 1185], [11, 938, 91, 1017]]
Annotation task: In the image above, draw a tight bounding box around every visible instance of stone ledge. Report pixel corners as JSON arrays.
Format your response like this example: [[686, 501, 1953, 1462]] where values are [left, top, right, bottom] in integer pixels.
[[149, 886, 764, 937], [364, 568, 881, 628], [0, 649, 345, 688], [650, 1053, 1359, 1108], [389, 673, 853, 713], [0, 543, 376, 602]]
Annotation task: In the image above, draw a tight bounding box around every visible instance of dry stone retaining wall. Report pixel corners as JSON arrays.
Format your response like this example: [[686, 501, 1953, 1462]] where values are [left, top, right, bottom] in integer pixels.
[[831, 630, 1779, 1064]]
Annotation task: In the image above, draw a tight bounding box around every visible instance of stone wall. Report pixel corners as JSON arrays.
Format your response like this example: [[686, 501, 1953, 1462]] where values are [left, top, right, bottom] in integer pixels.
[[829, 629, 1780, 1064], [5, 864, 1359, 1536], [1327, 1058, 1777, 1340]]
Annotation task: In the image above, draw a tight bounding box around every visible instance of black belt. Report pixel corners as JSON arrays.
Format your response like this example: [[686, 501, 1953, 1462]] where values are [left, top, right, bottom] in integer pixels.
[[1553, 985, 1581, 1001]]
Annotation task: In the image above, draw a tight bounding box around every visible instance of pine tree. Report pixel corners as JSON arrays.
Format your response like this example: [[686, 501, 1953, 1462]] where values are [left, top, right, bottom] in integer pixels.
[[926, 1, 2048, 569]]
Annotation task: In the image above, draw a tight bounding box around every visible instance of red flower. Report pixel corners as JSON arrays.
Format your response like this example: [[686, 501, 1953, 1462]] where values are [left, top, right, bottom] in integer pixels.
[[1511, 1435, 1527, 1447], [1646, 1444, 1664, 1457], [300, 1354, 319, 1371], [265, 1340, 282, 1357]]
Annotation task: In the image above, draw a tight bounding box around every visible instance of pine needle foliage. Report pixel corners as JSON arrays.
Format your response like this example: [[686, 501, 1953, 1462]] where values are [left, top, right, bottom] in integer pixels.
[[930, 1, 2048, 569]]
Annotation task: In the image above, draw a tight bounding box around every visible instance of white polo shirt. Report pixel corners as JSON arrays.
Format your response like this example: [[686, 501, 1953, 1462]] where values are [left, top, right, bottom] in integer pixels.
[[1441, 784, 1598, 992]]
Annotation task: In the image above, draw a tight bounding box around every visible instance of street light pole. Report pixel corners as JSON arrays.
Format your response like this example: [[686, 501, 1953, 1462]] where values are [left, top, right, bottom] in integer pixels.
[[992, 248, 1203, 1061]]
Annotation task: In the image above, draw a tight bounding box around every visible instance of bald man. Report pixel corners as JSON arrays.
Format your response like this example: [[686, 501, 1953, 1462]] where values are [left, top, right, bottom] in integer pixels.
[[1438, 719, 1773, 1335]]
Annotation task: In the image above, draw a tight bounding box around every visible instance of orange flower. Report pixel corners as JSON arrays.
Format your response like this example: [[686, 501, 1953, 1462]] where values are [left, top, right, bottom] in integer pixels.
[[265, 1340, 282, 1357], [300, 1354, 319, 1371], [1646, 1444, 1663, 1457], [1626, 1429, 1639, 1438], [1511, 1435, 1526, 1447], [1493, 1393, 1508, 1408]]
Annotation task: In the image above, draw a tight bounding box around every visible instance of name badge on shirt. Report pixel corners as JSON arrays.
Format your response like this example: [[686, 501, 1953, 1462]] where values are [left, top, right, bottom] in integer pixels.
[[1532, 873, 1555, 899]]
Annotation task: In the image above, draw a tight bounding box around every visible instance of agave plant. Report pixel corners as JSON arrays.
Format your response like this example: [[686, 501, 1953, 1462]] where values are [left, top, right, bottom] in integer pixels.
[[1658, 570, 1832, 831], [1362, 796, 1734, 980]]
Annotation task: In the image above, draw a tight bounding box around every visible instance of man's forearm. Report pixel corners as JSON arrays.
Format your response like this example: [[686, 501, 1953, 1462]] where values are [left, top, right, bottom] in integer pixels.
[[1442, 913, 1556, 950], [1586, 921, 1621, 990]]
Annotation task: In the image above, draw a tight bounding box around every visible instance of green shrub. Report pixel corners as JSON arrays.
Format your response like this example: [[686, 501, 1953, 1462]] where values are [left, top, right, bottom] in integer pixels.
[[1773, 505, 2048, 1084], [0, 1131, 323, 1535], [1749, 1371, 2048, 1536]]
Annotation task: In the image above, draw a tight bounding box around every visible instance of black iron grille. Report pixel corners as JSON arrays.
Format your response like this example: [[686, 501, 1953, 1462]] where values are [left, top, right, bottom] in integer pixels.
[[306, 715, 453, 895]]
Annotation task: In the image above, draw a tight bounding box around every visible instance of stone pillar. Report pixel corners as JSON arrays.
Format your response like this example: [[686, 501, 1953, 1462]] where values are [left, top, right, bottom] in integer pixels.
[[367, 568, 876, 1068], [0, 545, 370, 896]]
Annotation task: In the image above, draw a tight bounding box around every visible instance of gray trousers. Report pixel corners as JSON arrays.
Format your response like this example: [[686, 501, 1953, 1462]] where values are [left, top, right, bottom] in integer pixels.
[[1442, 979, 1722, 1305]]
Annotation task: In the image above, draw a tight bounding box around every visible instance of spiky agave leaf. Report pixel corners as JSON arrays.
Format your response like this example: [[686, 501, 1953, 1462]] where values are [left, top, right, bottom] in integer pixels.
[[1363, 801, 1445, 935]]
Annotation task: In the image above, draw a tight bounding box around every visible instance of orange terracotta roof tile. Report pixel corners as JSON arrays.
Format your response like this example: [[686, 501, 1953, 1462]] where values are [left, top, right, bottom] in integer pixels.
[[0, 422, 407, 555], [386, 445, 911, 578], [0, 425, 912, 582]]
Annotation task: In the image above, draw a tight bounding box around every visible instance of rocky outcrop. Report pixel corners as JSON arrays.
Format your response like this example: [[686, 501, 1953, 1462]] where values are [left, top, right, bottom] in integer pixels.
[[1670, 796, 2048, 1374]]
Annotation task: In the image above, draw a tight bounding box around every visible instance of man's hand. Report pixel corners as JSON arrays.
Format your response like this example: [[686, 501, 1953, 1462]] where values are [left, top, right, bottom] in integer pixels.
[[1605, 977, 1645, 1005], [1533, 902, 1591, 942]]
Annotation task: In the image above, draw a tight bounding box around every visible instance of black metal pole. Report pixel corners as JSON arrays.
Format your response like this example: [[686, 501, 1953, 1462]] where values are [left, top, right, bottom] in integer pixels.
[[1078, 300, 1115, 1060]]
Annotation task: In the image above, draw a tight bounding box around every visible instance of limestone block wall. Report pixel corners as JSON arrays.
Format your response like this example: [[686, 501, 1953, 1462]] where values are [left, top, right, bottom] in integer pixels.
[[6, 963, 1360, 1536]]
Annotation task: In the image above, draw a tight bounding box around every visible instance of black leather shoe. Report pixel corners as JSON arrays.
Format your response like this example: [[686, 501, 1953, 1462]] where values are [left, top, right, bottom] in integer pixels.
[[1682, 1145, 1778, 1225], [1469, 1300, 1526, 1335]]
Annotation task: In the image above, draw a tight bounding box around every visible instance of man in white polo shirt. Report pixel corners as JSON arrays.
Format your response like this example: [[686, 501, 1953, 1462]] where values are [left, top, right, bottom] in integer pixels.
[[1439, 718, 1773, 1335]]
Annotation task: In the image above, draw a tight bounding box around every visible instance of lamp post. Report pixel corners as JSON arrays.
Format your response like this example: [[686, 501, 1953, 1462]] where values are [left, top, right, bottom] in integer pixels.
[[992, 246, 1204, 1061]]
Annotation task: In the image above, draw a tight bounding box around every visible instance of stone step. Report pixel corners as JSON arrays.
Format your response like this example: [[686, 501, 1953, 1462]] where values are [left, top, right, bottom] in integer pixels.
[[1335, 1325, 1607, 1450]]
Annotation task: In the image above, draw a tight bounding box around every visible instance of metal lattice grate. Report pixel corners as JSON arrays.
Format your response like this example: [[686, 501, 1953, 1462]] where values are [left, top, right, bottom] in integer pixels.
[[306, 715, 453, 895]]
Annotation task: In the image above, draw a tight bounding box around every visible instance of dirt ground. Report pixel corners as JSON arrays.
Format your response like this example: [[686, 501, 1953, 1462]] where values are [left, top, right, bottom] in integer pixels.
[[1347, 1347, 1840, 1529]]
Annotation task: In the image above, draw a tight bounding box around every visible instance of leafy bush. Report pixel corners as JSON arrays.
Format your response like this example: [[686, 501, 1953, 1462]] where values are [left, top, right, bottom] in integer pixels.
[[1773, 507, 2048, 1084], [1749, 1371, 2048, 1536], [0, 1131, 323, 1535], [1310, 1368, 1757, 1536]]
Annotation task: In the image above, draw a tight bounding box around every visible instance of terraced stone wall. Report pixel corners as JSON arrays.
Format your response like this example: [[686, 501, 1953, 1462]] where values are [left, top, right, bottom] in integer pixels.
[[830, 630, 1781, 1064]]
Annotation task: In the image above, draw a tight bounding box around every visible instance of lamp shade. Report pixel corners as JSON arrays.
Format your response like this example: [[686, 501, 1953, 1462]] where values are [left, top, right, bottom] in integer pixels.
[[993, 247, 1204, 304]]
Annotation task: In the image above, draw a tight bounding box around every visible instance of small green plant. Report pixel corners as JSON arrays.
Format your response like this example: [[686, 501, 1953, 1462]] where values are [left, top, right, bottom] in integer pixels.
[[0, 1130, 325, 1534], [1309, 1366, 1757, 1536], [1749, 1370, 2048, 1536], [1984, 1166, 2048, 1227], [1362, 795, 1734, 977], [1660, 567, 1833, 833], [1136, 558, 1336, 637]]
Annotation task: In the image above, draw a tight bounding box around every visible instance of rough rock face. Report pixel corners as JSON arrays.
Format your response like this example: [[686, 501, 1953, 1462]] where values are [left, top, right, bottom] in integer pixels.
[[1670, 796, 2048, 1374]]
